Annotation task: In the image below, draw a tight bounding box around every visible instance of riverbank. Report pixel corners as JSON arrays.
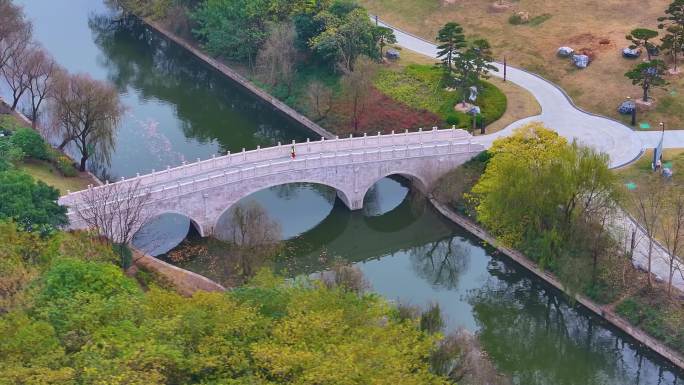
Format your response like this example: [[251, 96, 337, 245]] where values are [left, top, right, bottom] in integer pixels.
[[130, 246, 225, 296], [136, 11, 521, 138], [141, 18, 336, 141], [429, 197, 684, 371], [0, 98, 100, 193]]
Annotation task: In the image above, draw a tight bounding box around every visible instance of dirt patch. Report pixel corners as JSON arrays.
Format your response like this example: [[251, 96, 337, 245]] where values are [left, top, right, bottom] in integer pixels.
[[577, 47, 596, 61]]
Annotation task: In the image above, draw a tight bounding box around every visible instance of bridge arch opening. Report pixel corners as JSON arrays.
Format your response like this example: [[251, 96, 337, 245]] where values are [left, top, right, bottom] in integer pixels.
[[361, 172, 429, 217], [131, 212, 204, 256], [212, 182, 345, 242]]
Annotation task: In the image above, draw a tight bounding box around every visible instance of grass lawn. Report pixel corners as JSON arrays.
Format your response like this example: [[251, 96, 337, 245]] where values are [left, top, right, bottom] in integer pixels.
[[374, 62, 508, 129], [360, 0, 684, 130], [381, 47, 540, 133], [616, 149, 684, 187], [19, 159, 92, 195]]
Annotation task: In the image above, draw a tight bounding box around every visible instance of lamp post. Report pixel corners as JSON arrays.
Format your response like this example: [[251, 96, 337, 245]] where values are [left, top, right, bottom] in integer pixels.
[[503, 56, 507, 82], [627, 96, 636, 126]]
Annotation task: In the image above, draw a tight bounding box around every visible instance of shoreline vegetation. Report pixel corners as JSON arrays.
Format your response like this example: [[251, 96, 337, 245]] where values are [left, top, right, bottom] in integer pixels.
[[0, 101, 98, 193], [432, 123, 684, 370], [114, 0, 512, 137], [108, 0, 684, 372]]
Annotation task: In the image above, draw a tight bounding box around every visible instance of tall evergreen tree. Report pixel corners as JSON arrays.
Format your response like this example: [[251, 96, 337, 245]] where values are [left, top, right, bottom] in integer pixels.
[[436, 22, 466, 76]]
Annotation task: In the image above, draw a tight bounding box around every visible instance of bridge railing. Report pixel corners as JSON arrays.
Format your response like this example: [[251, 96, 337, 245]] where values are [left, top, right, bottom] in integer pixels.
[[63, 139, 481, 212], [60, 128, 475, 206]]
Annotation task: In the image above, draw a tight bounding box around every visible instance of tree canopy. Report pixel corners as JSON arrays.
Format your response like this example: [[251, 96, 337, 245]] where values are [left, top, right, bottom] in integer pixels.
[[0, 170, 67, 232], [0, 221, 451, 385], [625, 60, 668, 102], [470, 123, 621, 274]]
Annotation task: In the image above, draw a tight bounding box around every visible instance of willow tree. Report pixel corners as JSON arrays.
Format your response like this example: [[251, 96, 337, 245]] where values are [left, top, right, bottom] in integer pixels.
[[25, 47, 59, 126], [51, 73, 124, 171], [470, 123, 621, 276], [0, 0, 31, 74]]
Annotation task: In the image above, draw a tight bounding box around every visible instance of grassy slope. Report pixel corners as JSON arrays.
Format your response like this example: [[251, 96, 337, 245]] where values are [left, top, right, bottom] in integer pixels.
[[18, 159, 92, 195], [360, 0, 684, 130]]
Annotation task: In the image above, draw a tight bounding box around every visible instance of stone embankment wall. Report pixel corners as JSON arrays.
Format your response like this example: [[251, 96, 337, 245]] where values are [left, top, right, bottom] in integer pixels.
[[142, 18, 335, 140], [132, 248, 225, 296], [429, 198, 684, 371]]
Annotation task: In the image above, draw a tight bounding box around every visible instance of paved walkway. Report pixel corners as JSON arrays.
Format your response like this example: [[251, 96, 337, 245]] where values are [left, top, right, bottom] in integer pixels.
[[612, 210, 684, 292], [378, 18, 684, 291]]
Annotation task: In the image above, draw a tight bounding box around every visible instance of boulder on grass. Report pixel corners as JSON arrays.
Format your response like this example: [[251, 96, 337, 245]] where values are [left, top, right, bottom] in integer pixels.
[[557, 46, 574, 57], [572, 54, 590, 68], [468, 106, 481, 115], [622, 47, 641, 58], [618, 99, 636, 114], [386, 49, 400, 60]]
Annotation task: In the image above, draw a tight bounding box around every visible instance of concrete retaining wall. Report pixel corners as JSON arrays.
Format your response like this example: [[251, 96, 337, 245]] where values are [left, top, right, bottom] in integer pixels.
[[429, 197, 684, 371]]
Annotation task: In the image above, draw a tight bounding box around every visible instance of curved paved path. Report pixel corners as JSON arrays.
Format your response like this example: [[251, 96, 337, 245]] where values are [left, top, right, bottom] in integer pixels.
[[378, 19, 684, 291], [378, 19, 645, 168]]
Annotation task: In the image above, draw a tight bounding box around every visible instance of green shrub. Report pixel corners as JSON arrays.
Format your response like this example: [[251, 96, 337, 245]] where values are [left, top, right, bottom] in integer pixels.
[[0, 170, 68, 231], [55, 156, 77, 177], [478, 81, 507, 125], [45, 147, 61, 163], [445, 113, 460, 126], [508, 14, 526, 25], [9, 128, 48, 160], [39, 258, 141, 303], [0, 139, 25, 166]]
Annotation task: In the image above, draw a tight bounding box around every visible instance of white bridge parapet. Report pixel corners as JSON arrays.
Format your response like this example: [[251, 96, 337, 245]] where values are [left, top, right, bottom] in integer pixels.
[[60, 128, 485, 238]]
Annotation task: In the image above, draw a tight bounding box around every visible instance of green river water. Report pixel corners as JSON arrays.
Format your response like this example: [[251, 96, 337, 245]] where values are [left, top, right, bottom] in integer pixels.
[[17, 1, 683, 383]]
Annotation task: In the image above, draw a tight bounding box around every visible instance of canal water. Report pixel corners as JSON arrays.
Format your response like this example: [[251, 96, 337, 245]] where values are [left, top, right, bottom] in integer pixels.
[[18, 1, 683, 383]]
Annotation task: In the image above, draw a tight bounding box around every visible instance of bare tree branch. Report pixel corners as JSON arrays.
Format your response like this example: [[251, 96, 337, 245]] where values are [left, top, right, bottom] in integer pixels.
[[73, 179, 152, 267]]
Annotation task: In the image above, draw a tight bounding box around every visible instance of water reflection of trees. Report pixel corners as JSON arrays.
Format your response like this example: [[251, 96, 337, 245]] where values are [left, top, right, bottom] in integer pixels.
[[469, 258, 681, 385], [87, 13, 307, 154], [410, 237, 470, 290], [271, 183, 336, 203]]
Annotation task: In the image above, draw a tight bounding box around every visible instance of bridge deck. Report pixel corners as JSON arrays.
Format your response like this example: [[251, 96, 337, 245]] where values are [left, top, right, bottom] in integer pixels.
[[59, 128, 477, 207]]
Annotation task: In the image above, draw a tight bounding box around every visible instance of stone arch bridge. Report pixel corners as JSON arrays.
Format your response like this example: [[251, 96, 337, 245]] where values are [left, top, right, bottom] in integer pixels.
[[59, 128, 484, 239]]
